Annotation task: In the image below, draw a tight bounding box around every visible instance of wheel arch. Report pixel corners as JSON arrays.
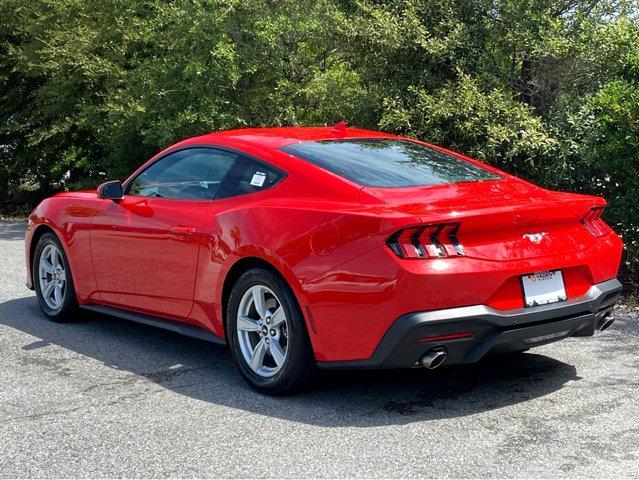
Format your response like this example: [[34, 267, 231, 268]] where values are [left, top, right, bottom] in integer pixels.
[[28, 224, 58, 276], [219, 256, 312, 340], [27, 221, 81, 294]]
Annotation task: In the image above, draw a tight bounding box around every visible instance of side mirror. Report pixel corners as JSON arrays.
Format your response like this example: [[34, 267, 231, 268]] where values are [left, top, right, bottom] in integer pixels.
[[97, 180, 124, 201]]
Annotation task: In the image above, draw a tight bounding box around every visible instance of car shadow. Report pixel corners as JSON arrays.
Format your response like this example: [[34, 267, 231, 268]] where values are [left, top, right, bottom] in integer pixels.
[[0, 221, 26, 241], [0, 296, 580, 427]]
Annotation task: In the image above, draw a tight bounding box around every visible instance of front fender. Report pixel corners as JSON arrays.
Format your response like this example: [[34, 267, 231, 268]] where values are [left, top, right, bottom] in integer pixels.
[[24, 195, 100, 302]]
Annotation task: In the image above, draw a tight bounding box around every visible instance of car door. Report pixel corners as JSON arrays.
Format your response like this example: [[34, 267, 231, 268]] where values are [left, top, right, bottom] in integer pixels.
[[90, 147, 239, 319]]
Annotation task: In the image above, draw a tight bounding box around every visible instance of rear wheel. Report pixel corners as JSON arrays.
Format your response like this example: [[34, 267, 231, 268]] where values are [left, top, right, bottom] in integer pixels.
[[33, 233, 79, 322], [227, 268, 316, 395]]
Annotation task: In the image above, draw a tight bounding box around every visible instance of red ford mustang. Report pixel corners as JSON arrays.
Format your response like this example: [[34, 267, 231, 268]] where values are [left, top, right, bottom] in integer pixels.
[[25, 125, 623, 394]]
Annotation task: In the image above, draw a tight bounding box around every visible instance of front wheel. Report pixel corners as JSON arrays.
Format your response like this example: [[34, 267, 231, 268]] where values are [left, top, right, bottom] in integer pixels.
[[33, 232, 79, 322], [227, 268, 316, 395]]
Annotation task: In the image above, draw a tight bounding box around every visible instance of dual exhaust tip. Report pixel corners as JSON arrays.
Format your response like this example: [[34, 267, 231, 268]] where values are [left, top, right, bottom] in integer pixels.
[[420, 348, 447, 369], [420, 312, 615, 369]]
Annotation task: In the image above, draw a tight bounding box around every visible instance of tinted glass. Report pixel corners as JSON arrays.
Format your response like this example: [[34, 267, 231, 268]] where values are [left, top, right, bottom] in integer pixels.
[[216, 156, 285, 199], [128, 148, 237, 200], [280, 139, 500, 188]]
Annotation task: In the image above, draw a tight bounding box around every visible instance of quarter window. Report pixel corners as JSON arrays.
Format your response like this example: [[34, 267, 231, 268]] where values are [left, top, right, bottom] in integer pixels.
[[216, 156, 285, 199]]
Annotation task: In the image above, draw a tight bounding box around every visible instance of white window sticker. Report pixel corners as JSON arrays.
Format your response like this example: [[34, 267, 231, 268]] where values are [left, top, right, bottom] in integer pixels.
[[250, 172, 267, 187]]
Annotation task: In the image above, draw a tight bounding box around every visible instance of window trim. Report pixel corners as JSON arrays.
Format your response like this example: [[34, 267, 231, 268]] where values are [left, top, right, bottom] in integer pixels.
[[123, 144, 288, 201]]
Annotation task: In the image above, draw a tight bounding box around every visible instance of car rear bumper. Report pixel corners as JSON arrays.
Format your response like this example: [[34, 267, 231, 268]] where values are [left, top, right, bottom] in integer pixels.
[[317, 278, 622, 370]]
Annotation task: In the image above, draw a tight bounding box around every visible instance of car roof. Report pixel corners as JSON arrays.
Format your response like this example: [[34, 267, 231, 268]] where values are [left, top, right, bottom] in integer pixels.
[[179, 126, 399, 150]]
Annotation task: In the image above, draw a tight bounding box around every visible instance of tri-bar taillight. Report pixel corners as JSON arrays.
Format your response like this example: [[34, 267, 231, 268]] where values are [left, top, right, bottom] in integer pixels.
[[582, 207, 612, 237], [387, 223, 465, 259]]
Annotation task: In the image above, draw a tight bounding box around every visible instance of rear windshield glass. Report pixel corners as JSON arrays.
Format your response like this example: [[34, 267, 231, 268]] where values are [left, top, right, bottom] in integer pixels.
[[280, 139, 500, 188]]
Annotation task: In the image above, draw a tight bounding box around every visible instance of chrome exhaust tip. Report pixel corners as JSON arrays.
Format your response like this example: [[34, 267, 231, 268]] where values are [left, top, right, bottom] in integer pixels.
[[420, 348, 447, 369], [599, 314, 615, 332]]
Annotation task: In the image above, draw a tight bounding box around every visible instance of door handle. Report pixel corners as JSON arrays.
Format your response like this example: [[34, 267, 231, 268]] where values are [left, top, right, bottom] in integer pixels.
[[169, 225, 196, 236]]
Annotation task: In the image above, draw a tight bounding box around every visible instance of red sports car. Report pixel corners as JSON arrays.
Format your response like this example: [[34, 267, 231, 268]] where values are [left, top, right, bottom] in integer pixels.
[[25, 125, 623, 394]]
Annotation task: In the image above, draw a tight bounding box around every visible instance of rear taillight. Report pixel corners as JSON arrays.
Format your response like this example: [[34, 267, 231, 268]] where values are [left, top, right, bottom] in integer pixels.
[[386, 223, 465, 259], [582, 207, 612, 237]]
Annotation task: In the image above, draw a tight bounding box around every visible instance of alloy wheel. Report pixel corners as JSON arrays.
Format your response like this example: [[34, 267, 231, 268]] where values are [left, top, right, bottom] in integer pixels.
[[236, 284, 289, 377], [38, 244, 66, 310]]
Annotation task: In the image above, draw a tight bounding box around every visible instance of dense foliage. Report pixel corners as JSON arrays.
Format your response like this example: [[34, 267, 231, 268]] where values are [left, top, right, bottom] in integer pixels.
[[1, 0, 638, 282]]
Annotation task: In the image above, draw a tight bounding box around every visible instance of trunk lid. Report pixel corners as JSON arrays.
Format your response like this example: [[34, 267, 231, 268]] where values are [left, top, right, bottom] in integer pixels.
[[361, 180, 604, 261]]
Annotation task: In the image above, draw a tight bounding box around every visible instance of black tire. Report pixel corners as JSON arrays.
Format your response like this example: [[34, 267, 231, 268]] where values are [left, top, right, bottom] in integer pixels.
[[227, 268, 316, 395], [32, 232, 79, 322]]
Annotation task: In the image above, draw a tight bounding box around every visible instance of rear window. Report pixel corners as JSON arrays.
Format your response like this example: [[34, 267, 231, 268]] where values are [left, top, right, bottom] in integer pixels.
[[280, 139, 500, 188]]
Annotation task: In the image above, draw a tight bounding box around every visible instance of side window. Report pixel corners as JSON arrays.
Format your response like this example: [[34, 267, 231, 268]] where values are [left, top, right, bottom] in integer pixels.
[[127, 148, 237, 200], [216, 156, 285, 199]]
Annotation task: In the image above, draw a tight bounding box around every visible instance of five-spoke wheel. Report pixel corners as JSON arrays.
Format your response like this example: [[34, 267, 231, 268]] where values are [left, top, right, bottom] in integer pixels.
[[33, 232, 78, 321], [228, 268, 316, 394], [236, 285, 289, 377], [38, 244, 67, 310]]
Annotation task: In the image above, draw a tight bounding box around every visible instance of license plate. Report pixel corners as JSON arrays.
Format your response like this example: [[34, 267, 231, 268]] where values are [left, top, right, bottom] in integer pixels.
[[521, 270, 567, 307]]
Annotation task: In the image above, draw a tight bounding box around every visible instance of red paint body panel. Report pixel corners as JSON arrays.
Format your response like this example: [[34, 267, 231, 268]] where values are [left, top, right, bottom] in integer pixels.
[[89, 196, 211, 318], [26, 192, 101, 303], [25, 127, 623, 363]]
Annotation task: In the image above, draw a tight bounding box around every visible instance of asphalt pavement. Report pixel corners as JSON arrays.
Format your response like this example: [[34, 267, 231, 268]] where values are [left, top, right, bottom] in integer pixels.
[[0, 220, 638, 478]]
